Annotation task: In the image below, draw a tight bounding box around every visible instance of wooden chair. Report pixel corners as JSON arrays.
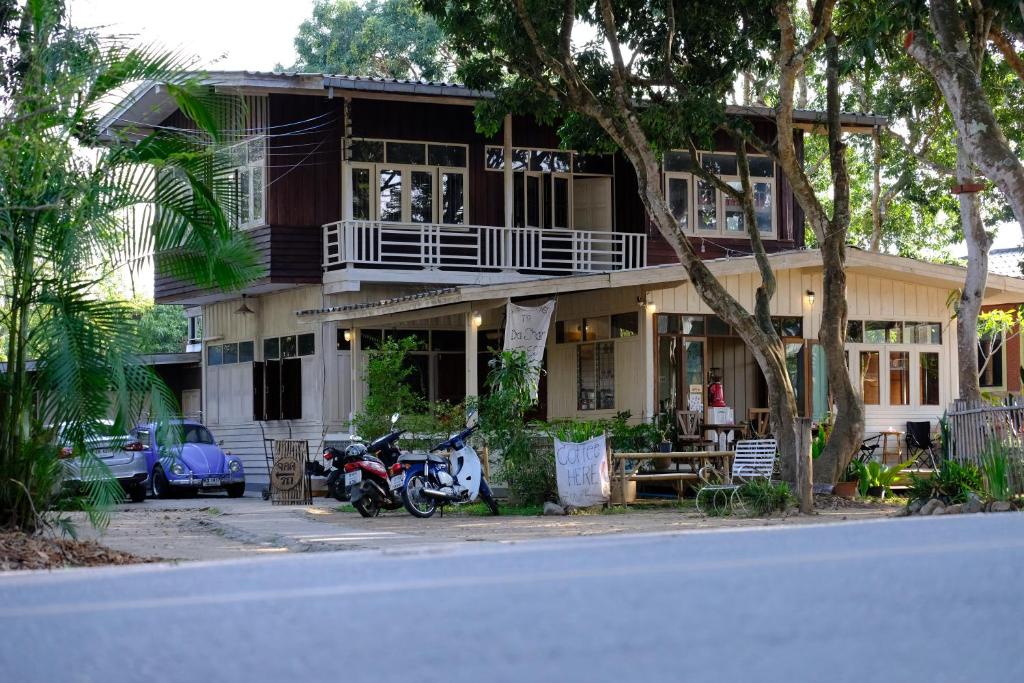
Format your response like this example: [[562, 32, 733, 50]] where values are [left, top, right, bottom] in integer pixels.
[[748, 408, 771, 439], [676, 410, 710, 452], [695, 439, 777, 515]]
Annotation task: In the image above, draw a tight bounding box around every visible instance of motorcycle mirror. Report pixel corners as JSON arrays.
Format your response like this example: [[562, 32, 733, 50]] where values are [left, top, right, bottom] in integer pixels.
[[390, 412, 400, 425]]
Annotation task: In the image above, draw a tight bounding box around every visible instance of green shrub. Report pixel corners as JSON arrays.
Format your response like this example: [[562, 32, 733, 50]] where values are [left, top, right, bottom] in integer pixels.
[[738, 479, 793, 515], [851, 459, 913, 498], [981, 440, 1011, 502], [908, 458, 983, 504], [352, 335, 425, 439]]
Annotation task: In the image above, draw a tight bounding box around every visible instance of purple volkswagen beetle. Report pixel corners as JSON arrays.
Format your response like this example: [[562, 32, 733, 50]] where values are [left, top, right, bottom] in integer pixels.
[[131, 420, 245, 498]]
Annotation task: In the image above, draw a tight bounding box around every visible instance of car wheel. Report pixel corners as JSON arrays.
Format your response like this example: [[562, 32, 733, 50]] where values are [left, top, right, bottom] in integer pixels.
[[225, 483, 245, 498], [151, 466, 173, 499], [128, 484, 147, 503]]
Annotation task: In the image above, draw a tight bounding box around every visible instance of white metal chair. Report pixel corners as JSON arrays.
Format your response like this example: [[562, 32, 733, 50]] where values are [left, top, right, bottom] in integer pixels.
[[695, 439, 777, 515]]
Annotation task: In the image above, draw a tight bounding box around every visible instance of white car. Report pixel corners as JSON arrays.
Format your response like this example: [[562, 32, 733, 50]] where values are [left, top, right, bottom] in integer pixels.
[[58, 425, 149, 503]]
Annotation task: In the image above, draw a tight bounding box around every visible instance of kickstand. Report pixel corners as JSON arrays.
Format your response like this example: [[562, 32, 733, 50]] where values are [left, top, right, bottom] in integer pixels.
[[439, 505, 444, 518]]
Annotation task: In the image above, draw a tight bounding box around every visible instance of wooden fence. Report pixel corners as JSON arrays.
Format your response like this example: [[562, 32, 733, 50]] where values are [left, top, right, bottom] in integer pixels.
[[947, 397, 1024, 493]]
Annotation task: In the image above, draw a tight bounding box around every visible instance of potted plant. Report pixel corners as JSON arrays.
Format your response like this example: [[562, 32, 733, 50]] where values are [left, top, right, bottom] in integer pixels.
[[832, 459, 860, 499]]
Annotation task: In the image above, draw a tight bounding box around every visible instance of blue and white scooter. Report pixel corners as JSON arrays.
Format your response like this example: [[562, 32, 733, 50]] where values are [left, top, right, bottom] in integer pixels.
[[397, 415, 499, 518]]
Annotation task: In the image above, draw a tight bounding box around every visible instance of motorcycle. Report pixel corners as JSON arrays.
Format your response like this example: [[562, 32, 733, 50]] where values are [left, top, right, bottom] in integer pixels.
[[398, 415, 499, 518], [343, 414, 407, 518]]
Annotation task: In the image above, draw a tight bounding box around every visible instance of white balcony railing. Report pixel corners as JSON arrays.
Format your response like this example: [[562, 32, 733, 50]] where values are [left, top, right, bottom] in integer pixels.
[[323, 220, 646, 274]]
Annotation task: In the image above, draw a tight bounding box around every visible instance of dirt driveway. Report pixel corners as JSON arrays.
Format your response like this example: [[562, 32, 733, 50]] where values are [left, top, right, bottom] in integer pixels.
[[68, 493, 901, 563]]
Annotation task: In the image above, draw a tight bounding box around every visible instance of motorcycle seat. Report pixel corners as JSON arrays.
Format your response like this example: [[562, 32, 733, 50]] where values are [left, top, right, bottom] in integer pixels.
[[398, 452, 447, 464]]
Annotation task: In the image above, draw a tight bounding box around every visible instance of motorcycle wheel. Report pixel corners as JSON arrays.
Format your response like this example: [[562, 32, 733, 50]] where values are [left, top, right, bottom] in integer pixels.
[[353, 489, 381, 518], [480, 487, 500, 516], [402, 474, 437, 518]]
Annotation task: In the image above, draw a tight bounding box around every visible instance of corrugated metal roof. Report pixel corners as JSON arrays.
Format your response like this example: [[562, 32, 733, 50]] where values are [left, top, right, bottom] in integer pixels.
[[295, 287, 459, 317], [989, 247, 1024, 278]]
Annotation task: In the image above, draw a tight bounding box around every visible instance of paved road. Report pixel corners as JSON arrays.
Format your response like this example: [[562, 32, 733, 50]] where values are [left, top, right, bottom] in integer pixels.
[[3, 514, 1022, 682]]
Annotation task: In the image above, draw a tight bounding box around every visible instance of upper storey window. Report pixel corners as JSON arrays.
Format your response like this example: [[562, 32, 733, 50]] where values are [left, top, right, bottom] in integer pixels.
[[230, 136, 267, 229], [347, 139, 468, 225], [664, 150, 776, 239]]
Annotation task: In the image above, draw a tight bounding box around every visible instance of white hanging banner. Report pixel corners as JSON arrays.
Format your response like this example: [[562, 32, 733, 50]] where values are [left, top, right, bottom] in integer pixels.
[[502, 299, 555, 400], [554, 435, 610, 508]]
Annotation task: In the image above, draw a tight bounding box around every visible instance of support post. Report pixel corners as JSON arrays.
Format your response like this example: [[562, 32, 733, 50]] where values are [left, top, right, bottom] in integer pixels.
[[349, 326, 362, 433], [465, 311, 479, 403], [502, 113, 513, 269], [795, 417, 814, 514]]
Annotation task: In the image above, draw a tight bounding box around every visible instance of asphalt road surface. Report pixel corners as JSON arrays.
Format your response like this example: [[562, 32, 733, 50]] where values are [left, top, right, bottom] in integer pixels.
[[3, 514, 1023, 683]]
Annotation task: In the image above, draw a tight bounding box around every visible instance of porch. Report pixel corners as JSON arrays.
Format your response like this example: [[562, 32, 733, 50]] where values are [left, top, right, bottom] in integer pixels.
[[322, 220, 647, 276]]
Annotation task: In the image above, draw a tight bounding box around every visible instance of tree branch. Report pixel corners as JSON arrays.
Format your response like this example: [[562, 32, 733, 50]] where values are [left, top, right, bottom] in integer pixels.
[[990, 28, 1024, 81]]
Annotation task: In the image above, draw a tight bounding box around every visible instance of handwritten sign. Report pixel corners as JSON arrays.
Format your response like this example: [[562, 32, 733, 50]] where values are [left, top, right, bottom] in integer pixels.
[[554, 435, 610, 508], [271, 440, 310, 505], [503, 299, 555, 400]]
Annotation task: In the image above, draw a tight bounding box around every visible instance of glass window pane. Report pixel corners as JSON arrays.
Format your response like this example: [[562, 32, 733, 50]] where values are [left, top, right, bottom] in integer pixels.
[[865, 320, 901, 344], [775, 316, 803, 338], [658, 335, 678, 413], [551, 152, 571, 173], [511, 149, 528, 171], [920, 352, 940, 405], [530, 150, 552, 172], [336, 329, 351, 351], [668, 177, 689, 230], [596, 342, 615, 410], [222, 343, 238, 364], [681, 316, 705, 336], [811, 345, 829, 421], [238, 341, 254, 363], [573, 153, 613, 174], [281, 335, 297, 358], [578, 343, 596, 410], [379, 169, 403, 222], [611, 312, 639, 338], [889, 351, 910, 405], [386, 141, 425, 165], [979, 337, 1004, 387], [238, 168, 251, 225], [208, 345, 222, 366], [485, 147, 503, 170], [298, 333, 315, 356], [702, 153, 737, 176], [562, 319, 584, 343], [584, 317, 610, 341], [724, 181, 745, 232], [860, 351, 880, 405], [553, 176, 569, 228], [441, 172, 464, 224], [252, 165, 264, 223], [351, 167, 371, 220], [664, 151, 693, 172], [754, 181, 773, 233], [927, 323, 942, 344], [512, 173, 525, 227], [786, 343, 806, 417], [410, 171, 433, 223], [526, 175, 540, 227], [707, 316, 730, 336], [350, 139, 384, 162], [847, 320, 863, 343], [697, 180, 717, 230], [748, 157, 774, 177], [428, 144, 466, 167], [683, 340, 705, 410], [361, 329, 383, 349], [263, 337, 279, 360]]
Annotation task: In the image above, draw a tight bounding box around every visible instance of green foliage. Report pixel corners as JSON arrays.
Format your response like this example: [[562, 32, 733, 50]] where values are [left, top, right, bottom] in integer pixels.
[[0, 1, 260, 532], [980, 440, 1016, 502], [908, 459, 984, 505], [291, 0, 452, 81], [542, 419, 606, 443], [738, 479, 793, 516], [127, 299, 187, 354], [851, 459, 914, 498], [811, 414, 832, 460], [352, 335, 425, 439], [479, 350, 554, 505]]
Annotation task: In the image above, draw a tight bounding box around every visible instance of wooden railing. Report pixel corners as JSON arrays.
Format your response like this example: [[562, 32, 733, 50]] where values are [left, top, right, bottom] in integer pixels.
[[322, 220, 646, 274]]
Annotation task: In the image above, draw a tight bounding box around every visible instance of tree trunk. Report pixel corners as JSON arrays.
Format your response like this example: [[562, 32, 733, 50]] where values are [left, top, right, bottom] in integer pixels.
[[869, 127, 882, 251], [907, 0, 1024, 242], [955, 136, 990, 402]]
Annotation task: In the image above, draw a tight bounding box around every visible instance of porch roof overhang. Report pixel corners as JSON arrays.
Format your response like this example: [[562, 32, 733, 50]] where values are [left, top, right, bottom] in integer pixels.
[[295, 248, 1024, 324], [98, 71, 885, 139]]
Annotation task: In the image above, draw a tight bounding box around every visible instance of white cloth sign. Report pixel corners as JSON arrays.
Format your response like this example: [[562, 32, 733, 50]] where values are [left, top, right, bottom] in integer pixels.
[[554, 435, 610, 508], [503, 299, 555, 400]]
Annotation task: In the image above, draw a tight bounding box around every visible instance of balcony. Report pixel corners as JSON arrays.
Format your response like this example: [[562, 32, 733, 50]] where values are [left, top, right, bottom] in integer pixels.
[[323, 220, 646, 283]]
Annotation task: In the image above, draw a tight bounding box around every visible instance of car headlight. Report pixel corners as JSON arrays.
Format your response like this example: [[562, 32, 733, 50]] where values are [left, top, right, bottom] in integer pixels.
[[170, 462, 186, 476], [228, 460, 242, 473]]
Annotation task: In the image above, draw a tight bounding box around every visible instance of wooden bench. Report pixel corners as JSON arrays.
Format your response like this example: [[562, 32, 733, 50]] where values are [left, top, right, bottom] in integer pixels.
[[610, 451, 734, 506]]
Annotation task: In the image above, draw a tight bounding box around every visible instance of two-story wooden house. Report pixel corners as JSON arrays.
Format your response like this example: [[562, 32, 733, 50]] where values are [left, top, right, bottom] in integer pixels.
[[101, 71, 1024, 485]]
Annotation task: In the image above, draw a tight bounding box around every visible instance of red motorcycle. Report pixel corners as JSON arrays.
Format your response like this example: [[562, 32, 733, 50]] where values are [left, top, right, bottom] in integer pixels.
[[339, 414, 407, 517]]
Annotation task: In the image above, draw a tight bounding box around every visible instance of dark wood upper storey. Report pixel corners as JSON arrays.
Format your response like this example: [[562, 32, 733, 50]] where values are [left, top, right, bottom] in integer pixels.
[[98, 73, 881, 304]]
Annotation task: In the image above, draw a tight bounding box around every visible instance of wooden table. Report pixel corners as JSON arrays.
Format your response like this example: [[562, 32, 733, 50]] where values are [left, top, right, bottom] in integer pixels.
[[705, 423, 743, 451], [879, 430, 903, 465], [610, 451, 734, 506]]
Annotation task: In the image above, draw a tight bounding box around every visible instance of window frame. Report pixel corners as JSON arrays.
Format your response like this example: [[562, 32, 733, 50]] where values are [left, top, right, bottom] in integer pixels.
[[232, 135, 267, 230]]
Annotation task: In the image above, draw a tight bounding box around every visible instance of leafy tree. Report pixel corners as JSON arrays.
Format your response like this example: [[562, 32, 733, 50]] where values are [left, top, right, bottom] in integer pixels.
[[292, 0, 453, 81], [352, 335, 425, 439], [0, 0, 260, 532], [129, 300, 188, 355]]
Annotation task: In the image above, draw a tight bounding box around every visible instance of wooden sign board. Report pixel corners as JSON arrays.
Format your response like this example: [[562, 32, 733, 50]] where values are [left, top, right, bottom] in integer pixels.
[[271, 440, 310, 505]]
